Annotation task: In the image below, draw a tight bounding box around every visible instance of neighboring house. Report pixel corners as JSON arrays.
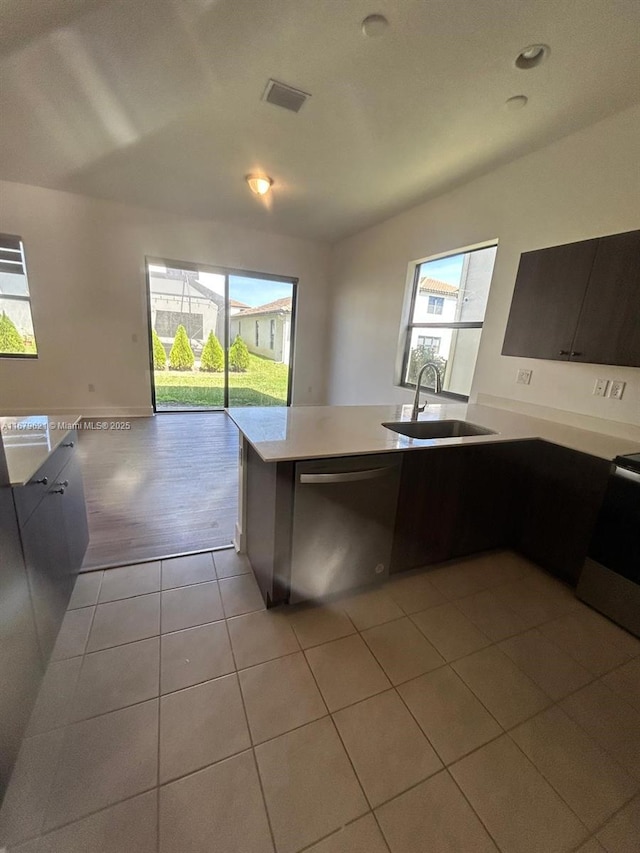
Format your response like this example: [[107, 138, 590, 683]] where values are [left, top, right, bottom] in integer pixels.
[[149, 268, 224, 355], [230, 297, 292, 364]]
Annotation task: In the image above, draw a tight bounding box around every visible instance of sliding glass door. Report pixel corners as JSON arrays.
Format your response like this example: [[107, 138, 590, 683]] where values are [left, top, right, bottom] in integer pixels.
[[146, 259, 296, 412]]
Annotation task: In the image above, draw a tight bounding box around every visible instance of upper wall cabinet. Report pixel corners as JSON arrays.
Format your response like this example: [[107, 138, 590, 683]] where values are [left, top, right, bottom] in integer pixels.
[[502, 229, 640, 367]]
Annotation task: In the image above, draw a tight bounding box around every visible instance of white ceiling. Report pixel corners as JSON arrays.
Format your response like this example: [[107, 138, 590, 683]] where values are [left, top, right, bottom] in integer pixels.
[[1, 0, 639, 242]]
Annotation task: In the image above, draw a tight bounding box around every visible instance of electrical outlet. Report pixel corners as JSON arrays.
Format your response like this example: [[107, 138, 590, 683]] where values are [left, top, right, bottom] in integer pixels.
[[516, 369, 532, 385], [593, 378, 608, 397], [88, 383, 95, 392], [609, 380, 626, 400]]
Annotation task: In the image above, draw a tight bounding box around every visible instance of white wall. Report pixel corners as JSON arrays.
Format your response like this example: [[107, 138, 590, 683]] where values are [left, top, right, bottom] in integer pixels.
[[327, 104, 640, 435], [0, 182, 331, 416]]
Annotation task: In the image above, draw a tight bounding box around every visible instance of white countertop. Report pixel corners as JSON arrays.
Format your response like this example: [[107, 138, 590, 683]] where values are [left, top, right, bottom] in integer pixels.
[[0, 415, 82, 485], [226, 403, 640, 463]]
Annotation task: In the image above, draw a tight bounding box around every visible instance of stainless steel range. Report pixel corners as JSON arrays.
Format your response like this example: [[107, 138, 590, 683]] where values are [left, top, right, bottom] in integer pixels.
[[577, 452, 640, 637]]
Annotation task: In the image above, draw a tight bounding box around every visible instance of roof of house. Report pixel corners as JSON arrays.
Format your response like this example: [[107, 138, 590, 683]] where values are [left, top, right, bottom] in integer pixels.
[[418, 277, 459, 295], [236, 297, 292, 317], [230, 298, 251, 309]]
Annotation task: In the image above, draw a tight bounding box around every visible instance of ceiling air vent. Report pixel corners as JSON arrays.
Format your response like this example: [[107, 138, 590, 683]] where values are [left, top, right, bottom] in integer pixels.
[[262, 79, 310, 113]]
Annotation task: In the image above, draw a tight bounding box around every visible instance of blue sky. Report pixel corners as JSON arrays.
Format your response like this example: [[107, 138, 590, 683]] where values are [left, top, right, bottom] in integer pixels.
[[419, 254, 464, 286], [229, 276, 293, 308]]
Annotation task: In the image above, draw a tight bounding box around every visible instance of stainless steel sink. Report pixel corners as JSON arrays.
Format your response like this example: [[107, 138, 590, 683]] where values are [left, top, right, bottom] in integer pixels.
[[382, 420, 496, 439]]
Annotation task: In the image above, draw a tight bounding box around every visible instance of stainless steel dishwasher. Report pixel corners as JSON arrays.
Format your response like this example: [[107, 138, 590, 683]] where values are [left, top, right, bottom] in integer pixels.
[[289, 453, 402, 604]]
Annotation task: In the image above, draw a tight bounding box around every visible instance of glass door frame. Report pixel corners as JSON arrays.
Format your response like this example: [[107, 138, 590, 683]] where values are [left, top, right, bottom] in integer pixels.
[[145, 256, 298, 412]]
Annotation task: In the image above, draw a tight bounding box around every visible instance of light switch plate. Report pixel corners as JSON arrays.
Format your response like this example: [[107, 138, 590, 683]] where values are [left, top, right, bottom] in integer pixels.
[[593, 378, 608, 397], [516, 369, 532, 385], [609, 380, 626, 400]]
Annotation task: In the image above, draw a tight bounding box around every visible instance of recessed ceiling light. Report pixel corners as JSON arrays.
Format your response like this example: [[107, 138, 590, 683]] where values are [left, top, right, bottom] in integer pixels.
[[515, 44, 549, 69], [505, 95, 529, 110], [361, 14, 389, 37], [246, 174, 273, 196]]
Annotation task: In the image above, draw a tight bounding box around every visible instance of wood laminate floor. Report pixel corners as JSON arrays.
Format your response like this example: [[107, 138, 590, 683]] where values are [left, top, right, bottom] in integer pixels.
[[78, 413, 238, 569]]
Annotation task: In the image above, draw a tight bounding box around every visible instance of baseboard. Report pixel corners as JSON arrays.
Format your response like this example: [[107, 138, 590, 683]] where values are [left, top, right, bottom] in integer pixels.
[[0, 407, 155, 418]]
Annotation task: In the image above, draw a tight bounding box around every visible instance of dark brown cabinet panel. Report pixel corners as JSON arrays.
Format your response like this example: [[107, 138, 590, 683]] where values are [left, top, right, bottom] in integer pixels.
[[512, 441, 610, 585], [390, 448, 463, 572], [502, 239, 598, 360], [0, 484, 42, 798], [18, 446, 89, 662], [450, 443, 520, 559], [502, 229, 640, 367], [245, 442, 293, 606], [570, 230, 640, 367]]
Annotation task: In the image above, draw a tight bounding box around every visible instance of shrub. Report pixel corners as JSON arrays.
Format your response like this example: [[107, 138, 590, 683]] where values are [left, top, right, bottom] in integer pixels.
[[0, 312, 26, 354], [407, 344, 446, 385], [152, 328, 166, 370], [229, 334, 250, 372], [199, 331, 224, 372], [169, 324, 195, 371]]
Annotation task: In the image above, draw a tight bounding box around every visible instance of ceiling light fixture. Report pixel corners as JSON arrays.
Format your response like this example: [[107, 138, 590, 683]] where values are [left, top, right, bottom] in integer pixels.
[[361, 14, 389, 37], [515, 44, 549, 69], [246, 174, 273, 196]]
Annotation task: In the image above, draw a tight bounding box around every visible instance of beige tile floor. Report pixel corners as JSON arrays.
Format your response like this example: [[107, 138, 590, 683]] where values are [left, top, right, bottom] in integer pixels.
[[1, 549, 640, 853]]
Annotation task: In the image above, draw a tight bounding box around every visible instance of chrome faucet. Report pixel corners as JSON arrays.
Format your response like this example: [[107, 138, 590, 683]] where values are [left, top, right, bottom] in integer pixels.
[[411, 362, 442, 420]]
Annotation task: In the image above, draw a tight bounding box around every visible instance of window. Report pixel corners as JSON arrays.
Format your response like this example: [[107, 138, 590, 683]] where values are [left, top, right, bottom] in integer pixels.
[[155, 309, 203, 340], [0, 234, 38, 357], [401, 244, 497, 398], [417, 335, 441, 353], [270, 319, 275, 350], [255, 321, 259, 347]]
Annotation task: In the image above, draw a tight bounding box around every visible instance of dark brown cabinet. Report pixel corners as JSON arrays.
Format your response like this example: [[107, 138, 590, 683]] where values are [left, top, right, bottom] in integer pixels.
[[13, 432, 89, 662], [570, 230, 640, 367], [0, 474, 42, 798], [21, 450, 89, 660], [391, 447, 463, 572], [502, 229, 640, 367], [511, 441, 611, 585], [390, 444, 518, 573]]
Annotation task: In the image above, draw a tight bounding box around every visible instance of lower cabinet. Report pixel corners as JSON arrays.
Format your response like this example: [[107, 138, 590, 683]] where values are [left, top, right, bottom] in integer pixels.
[[391, 443, 518, 573], [0, 485, 42, 798], [512, 441, 611, 585], [391, 440, 610, 584], [15, 435, 90, 662]]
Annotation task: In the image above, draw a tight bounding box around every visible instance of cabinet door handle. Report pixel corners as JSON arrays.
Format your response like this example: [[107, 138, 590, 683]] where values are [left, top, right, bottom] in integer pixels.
[[570, 351, 583, 357], [558, 350, 569, 356], [62, 441, 75, 448], [55, 480, 69, 488], [35, 476, 48, 485], [51, 488, 65, 495]]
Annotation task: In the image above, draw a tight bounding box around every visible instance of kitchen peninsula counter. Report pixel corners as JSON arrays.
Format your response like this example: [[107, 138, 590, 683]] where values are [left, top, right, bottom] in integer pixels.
[[226, 403, 640, 463]]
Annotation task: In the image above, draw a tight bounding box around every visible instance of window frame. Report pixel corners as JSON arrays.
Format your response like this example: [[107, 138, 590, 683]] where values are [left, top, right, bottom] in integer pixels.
[[399, 241, 498, 400], [0, 233, 38, 360]]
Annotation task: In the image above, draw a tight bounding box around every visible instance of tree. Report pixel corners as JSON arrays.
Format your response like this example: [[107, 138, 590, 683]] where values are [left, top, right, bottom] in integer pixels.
[[169, 324, 195, 371], [152, 328, 166, 370], [0, 312, 26, 354], [199, 331, 224, 372], [407, 343, 446, 385], [229, 334, 250, 372]]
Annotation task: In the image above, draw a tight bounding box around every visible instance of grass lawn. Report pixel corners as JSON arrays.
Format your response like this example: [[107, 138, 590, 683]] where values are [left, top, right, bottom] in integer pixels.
[[154, 353, 289, 408]]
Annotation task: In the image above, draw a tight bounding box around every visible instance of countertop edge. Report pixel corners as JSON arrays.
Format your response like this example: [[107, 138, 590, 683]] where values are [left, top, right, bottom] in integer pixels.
[[226, 404, 640, 464], [1, 416, 82, 486]]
